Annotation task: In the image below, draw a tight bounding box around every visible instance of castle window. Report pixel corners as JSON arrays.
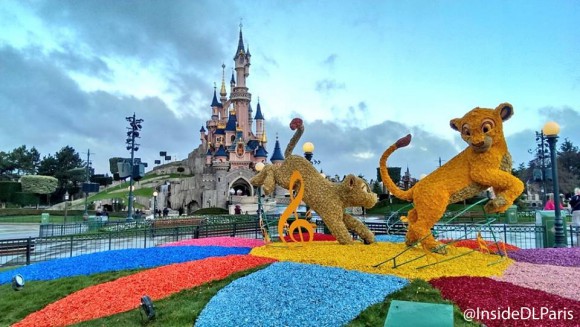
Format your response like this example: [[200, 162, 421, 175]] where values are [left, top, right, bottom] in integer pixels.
[[231, 135, 235, 143], [218, 178, 221, 182]]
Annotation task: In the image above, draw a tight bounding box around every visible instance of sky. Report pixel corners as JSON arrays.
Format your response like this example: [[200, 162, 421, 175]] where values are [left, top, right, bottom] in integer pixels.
[[0, 0, 579, 183]]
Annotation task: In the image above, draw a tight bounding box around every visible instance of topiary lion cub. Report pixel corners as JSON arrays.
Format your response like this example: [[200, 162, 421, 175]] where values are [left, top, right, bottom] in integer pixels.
[[250, 118, 377, 245], [380, 103, 524, 252]]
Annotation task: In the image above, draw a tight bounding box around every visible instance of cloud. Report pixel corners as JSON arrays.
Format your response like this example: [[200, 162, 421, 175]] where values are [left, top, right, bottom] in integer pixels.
[[0, 45, 203, 174], [321, 54, 338, 69], [315, 79, 346, 94]]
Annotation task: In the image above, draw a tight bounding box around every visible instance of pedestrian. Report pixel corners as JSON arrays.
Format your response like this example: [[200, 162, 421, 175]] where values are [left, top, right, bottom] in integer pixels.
[[163, 207, 169, 217], [569, 188, 580, 226], [178, 207, 184, 216], [544, 194, 563, 210]]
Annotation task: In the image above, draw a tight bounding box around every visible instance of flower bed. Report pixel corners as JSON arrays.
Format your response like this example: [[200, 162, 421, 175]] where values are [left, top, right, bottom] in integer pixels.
[[196, 262, 408, 327], [250, 241, 511, 280], [507, 247, 580, 267], [0, 246, 251, 284], [13, 255, 276, 327], [493, 261, 580, 301], [161, 236, 265, 248], [430, 276, 580, 327], [440, 239, 520, 254], [6, 236, 580, 327]]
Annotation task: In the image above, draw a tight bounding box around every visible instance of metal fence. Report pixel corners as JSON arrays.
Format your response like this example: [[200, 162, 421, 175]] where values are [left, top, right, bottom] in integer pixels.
[[2, 219, 579, 267]]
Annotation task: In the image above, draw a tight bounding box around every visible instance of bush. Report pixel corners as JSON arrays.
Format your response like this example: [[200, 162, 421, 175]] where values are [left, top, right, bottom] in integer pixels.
[[192, 207, 228, 215]]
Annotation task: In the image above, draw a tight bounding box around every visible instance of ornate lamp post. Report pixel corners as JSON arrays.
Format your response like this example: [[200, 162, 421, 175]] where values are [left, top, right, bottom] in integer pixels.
[[152, 191, 158, 218], [255, 162, 265, 220], [302, 142, 314, 162], [229, 188, 235, 206], [125, 113, 143, 221], [64, 191, 69, 224], [543, 121, 566, 248]]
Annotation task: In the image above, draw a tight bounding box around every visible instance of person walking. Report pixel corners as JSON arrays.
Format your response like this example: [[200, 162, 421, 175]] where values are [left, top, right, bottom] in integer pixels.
[[570, 188, 580, 222], [569, 188, 580, 245], [544, 194, 563, 210]]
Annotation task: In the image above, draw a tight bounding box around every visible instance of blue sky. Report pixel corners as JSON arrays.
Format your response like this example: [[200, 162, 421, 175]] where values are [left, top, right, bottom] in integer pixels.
[[0, 0, 578, 182]]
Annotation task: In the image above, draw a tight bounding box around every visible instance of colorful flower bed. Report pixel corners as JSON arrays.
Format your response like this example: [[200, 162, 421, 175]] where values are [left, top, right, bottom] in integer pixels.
[[161, 236, 266, 248], [0, 246, 251, 284], [507, 247, 580, 267], [440, 239, 520, 254], [430, 277, 580, 327], [13, 255, 276, 327], [196, 262, 408, 327], [250, 241, 512, 280], [4, 236, 580, 326]]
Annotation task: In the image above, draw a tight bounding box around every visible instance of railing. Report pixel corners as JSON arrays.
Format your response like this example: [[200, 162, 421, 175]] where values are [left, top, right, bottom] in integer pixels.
[[2, 219, 579, 267]]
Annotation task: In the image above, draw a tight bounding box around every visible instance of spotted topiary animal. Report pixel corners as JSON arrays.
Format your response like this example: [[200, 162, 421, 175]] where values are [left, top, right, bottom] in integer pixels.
[[380, 103, 524, 252], [251, 118, 377, 244]]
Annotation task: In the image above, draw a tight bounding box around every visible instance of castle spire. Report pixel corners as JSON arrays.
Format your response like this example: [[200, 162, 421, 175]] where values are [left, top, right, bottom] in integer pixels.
[[270, 134, 284, 164], [220, 63, 227, 96], [211, 83, 220, 108], [261, 123, 267, 143], [234, 22, 245, 59]]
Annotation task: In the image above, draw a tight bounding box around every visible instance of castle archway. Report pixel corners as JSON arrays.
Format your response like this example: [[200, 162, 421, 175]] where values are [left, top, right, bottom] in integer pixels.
[[230, 177, 253, 196], [186, 200, 200, 214]]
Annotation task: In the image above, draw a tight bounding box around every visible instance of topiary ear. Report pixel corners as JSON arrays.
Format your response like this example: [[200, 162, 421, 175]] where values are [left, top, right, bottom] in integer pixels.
[[450, 118, 460, 131], [343, 175, 355, 189], [496, 103, 514, 121]]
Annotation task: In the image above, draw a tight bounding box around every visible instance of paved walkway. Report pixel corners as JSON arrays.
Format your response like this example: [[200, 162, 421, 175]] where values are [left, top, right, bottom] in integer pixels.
[[0, 223, 39, 239]]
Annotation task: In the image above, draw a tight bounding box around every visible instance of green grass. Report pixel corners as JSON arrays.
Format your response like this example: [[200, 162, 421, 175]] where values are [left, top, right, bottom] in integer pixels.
[[0, 269, 142, 326], [1, 267, 480, 326], [348, 279, 479, 326]]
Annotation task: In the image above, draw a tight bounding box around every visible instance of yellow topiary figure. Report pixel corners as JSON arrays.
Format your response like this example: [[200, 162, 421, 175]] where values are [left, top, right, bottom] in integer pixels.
[[251, 118, 377, 244], [380, 103, 524, 252]]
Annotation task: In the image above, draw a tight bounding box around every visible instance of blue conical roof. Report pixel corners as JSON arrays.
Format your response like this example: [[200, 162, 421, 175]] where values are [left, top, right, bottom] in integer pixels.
[[200, 126, 206, 132], [210, 87, 221, 107], [234, 26, 245, 59], [254, 102, 264, 120], [270, 138, 284, 162], [215, 144, 227, 157], [225, 112, 237, 131], [255, 144, 268, 158]]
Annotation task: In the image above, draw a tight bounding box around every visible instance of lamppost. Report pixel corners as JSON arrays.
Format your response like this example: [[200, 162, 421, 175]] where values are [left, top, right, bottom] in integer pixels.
[[529, 131, 550, 206], [302, 142, 314, 162], [64, 191, 69, 224], [125, 113, 143, 221], [229, 188, 235, 206], [255, 162, 265, 221], [152, 191, 158, 218], [543, 121, 566, 248]]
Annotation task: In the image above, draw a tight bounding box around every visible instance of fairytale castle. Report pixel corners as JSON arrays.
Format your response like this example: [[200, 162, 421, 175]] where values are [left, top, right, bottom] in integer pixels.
[[152, 26, 284, 213]]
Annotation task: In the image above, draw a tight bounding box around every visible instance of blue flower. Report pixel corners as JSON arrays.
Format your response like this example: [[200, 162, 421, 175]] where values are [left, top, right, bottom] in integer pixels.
[[0, 246, 250, 284], [196, 262, 408, 327]]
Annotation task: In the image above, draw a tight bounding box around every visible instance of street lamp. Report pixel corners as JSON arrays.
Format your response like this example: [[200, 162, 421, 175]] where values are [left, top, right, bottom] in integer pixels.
[[302, 142, 314, 162], [152, 191, 158, 218], [529, 131, 550, 206], [255, 162, 265, 220], [64, 191, 69, 224], [542, 121, 566, 248], [125, 113, 144, 221], [229, 188, 235, 206]]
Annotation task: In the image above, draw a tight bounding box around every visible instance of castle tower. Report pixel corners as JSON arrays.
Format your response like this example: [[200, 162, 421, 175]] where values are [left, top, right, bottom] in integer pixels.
[[199, 126, 206, 147], [254, 100, 264, 140], [231, 24, 252, 139], [219, 64, 228, 120], [270, 136, 284, 165], [224, 110, 237, 147]]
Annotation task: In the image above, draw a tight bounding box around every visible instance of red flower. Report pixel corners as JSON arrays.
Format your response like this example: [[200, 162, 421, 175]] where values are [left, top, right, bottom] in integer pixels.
[[14, 255, 276, 327]]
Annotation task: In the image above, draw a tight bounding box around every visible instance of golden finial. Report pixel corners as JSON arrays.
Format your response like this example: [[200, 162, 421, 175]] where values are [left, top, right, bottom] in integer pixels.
[[261, 123, 267, 143], [220, 63, 227, 96]]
